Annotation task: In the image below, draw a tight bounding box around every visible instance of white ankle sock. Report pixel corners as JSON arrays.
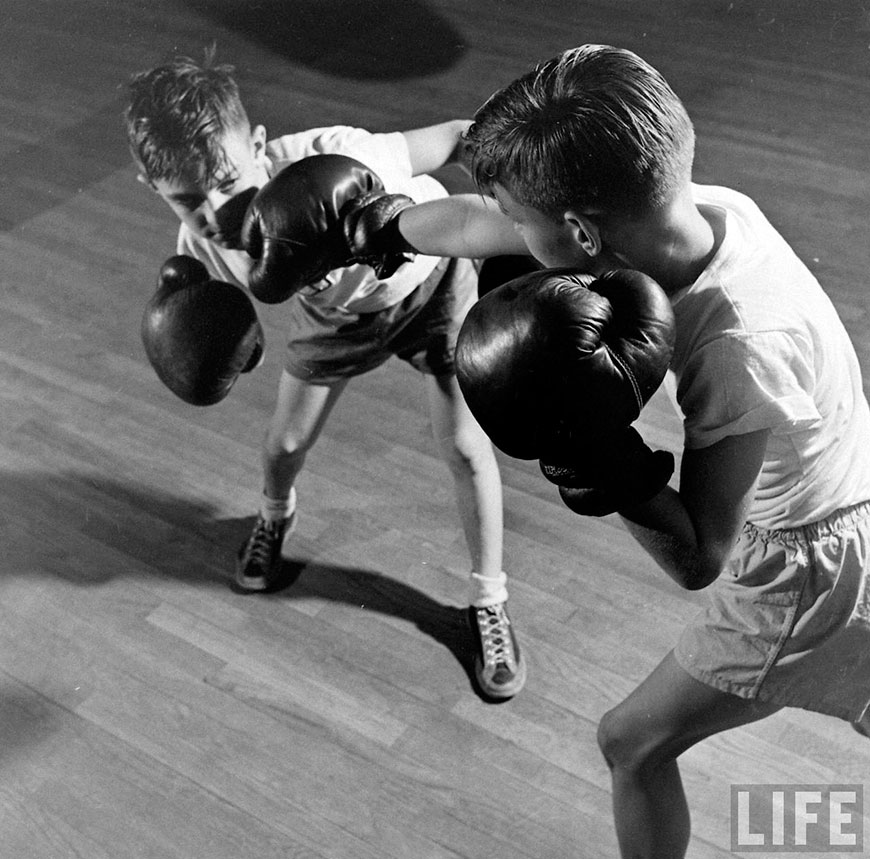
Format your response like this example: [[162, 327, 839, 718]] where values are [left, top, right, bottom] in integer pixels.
[[469, 570, 508, 608], [259, 487, 297, 523]]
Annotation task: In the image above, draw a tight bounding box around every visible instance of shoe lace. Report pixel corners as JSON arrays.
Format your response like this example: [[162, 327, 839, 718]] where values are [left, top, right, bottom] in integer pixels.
[[476, 605, 515, 668], [244, 517, 281, 567]]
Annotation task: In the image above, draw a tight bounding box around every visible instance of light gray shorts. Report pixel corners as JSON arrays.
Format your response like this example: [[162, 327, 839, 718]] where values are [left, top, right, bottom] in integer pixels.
[[675, 501, 870, 722], [282, 257, 477, 384]]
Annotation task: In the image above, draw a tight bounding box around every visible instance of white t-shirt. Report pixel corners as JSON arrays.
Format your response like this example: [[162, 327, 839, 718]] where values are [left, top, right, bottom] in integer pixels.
[[668, 184, 870, 529], [177, 126, 447, 313]]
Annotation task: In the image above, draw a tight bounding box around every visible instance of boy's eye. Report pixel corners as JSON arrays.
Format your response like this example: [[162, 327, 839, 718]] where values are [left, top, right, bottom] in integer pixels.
[[174, 195, 204, 210]]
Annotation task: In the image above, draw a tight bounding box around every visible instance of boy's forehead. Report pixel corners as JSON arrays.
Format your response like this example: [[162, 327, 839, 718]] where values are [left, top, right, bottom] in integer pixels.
[[152, 136, 253, 195], [150, 173, 209, 198]]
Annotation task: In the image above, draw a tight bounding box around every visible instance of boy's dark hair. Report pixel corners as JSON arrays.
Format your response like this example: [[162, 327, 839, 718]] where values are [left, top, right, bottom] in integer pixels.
[[124, 53, 250, 186], [466, 45, 695, 221]]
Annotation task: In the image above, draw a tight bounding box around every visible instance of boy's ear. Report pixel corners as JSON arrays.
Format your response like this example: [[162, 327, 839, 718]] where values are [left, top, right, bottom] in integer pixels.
[[251, 124, 268, 163], [564, 210, 602, 256]]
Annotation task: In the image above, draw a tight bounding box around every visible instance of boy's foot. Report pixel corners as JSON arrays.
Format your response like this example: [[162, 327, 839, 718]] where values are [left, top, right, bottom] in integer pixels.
[[468, 602, 527, 699], [234, 512, 297, 592]]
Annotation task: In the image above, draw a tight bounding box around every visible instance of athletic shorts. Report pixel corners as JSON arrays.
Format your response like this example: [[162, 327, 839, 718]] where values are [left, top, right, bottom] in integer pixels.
[[674, 501, 870, 722], [282, 257, 477, 384]]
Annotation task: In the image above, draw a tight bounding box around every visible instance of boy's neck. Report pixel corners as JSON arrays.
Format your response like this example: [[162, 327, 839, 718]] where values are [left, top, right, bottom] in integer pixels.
[[606, 189, 723, 295]]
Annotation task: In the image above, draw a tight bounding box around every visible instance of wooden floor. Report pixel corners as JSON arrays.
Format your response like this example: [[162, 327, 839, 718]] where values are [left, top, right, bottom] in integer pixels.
[[2, 1, 869, 856]]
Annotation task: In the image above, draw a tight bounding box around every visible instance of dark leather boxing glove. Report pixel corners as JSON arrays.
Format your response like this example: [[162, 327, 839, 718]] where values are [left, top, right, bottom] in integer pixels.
[[341, 189, 417, 279], [141, 255, 264, 406], [455, 267, 676, 460], [241, 153, 415, 304], [539, 426, 675, 516]]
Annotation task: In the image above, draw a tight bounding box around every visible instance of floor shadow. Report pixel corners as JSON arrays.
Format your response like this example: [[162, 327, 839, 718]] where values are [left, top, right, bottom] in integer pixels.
[[0, 684, 71, 768], [5, 470, 496, 699], [185, 0, 467, 80], [256, 555, 483, 695]]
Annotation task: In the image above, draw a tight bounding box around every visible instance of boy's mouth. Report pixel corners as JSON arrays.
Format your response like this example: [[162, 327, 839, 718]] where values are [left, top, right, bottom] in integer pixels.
[[213, 231, 243, 250]]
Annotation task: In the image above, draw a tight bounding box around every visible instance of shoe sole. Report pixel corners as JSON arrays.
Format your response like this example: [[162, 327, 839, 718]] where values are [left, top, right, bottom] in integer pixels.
[[475, 653, 528, 700]]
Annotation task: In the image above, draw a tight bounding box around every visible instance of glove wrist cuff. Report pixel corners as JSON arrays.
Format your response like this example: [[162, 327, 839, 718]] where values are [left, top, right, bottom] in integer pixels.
[[540, 427, 674, 517]]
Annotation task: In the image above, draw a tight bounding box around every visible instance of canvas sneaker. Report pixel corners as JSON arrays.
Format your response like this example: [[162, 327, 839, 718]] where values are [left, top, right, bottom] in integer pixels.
[[468, 602, 527, 699], [234, 512, 297, 592]]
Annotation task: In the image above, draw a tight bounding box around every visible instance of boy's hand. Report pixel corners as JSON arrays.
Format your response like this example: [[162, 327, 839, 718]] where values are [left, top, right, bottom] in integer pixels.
[[242, 154, 393, 303]]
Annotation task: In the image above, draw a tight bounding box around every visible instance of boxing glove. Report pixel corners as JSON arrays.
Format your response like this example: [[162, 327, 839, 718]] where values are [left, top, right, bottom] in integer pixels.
[[455, 267, 675, 460], [141, 255, 264, 406], [341, 189, 417, 278], [241, 154, 416, 304]]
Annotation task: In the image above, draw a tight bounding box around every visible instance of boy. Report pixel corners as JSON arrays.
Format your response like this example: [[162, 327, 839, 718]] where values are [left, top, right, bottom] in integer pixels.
[[264, 44, 870, 858], [123, 55, 526, 700]]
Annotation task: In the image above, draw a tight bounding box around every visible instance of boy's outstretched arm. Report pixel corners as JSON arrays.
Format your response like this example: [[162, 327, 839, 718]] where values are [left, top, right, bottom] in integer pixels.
[[242, 154, 532, 301], [358, 120, 531, 259], [395, 194, 529, 259], [618, 428, 768, 590], [402, 119, 473, 176]]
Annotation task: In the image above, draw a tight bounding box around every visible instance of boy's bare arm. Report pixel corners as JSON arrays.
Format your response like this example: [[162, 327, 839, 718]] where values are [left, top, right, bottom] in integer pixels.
[[401, 121, 526, 257], [619, 428, 768, 590], [397, 194, 530, 258], [402, 119, 473, 176]]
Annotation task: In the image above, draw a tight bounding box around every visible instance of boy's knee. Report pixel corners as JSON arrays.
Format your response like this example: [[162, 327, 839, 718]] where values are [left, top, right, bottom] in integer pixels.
[[264, 425, 310, 460], [441, 427, 494, 474], [597, 707, 626, 769], [597, 706, 660, 773]]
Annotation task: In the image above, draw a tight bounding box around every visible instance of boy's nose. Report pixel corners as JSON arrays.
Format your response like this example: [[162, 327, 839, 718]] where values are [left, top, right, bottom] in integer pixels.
[[205, 189, 232, 212], [196, 200, 222, 235]]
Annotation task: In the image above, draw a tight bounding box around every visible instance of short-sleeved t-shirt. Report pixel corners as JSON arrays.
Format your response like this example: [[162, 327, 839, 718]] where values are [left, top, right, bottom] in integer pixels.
[[668, 184, 870, 529], [177, 126, 447, 314]]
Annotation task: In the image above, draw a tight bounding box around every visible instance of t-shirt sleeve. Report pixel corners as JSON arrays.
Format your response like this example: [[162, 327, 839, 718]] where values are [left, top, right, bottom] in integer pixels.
[[677, 330, 821, 449]]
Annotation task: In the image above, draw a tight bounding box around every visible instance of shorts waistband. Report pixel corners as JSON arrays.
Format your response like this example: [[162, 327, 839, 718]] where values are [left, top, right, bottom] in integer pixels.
[[744, 500, 870, 547]]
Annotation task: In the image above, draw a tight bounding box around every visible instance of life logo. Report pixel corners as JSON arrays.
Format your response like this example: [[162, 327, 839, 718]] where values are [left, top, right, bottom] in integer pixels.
[[730, 784, 864, 853]]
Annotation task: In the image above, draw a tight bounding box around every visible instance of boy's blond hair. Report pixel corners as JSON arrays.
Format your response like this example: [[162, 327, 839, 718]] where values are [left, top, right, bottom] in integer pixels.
[[466, 45, 696, 221], [124, 53, 250, 186]]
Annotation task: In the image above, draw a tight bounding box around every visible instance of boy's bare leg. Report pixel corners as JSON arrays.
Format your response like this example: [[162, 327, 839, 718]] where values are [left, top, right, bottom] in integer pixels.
[[425, 372, 504, 587], [236, 370, 347, 591], [262, 370, 349, 501], [598, 651, 781, 858], [425, 372, 525, 698]]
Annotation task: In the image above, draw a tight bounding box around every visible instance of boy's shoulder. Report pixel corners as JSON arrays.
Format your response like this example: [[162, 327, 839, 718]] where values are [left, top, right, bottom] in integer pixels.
[[265, 126, 405, 173], [691, 183, 764, 220], [674, 184, 826, 341], [690, 182, 800, 291]]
